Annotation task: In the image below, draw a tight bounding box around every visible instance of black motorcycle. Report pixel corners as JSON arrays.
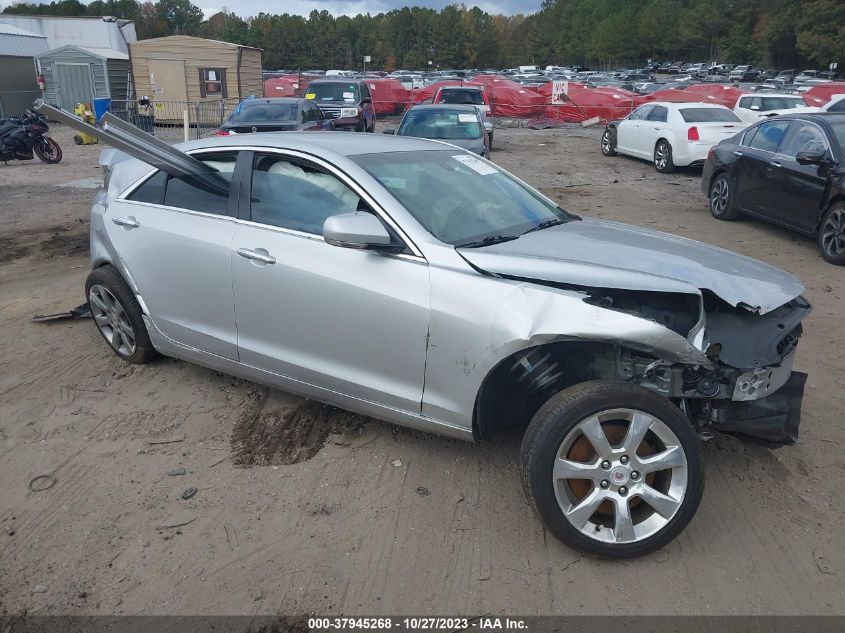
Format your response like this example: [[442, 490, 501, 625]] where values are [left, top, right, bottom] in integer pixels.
[[0, 109, 62, 164]]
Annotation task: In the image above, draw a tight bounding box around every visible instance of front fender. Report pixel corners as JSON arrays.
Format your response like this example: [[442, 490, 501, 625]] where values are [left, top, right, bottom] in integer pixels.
[[421, 269, 710, 429]]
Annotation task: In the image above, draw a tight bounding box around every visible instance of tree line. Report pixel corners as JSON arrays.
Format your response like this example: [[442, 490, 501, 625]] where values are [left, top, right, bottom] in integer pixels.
[[4, 0, 843, 70]]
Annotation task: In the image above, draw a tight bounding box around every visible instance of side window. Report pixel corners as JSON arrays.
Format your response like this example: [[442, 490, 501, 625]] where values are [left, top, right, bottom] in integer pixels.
[[159, 153, 237, 214], [629, 105, 653, 121], [780, 123, 829, 158], [747, 120, 790, 152], [750, 97, 762, 110], [738, 97, 751, 108], [647, 106, 668, 122], [250, 155, 363, 235], [127, 170, 167, 203], [300, 107, 308, 124], [828, 100, 845, 113]]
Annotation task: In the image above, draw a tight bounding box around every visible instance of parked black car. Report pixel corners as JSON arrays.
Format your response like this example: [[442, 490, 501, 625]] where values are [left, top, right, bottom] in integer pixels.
[[305, 79, 376, 132], [215, 97, 334, 135], [702, 113, 845, 264]]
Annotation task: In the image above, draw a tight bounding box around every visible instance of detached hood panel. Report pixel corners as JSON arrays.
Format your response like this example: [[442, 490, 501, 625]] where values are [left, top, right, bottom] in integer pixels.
[[458, 218, 804, 314]]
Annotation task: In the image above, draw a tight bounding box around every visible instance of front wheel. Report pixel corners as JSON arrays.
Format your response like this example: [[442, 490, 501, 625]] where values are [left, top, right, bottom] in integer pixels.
[[819, 202, 845, 265], [654, 140, 675, 173], [600, 129, 617, 156], [34, 137, 62, 164], [520, 381, 703, 558]]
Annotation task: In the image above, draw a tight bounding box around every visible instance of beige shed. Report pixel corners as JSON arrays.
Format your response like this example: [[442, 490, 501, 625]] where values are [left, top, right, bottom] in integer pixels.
[[129, 35, 262, 110]]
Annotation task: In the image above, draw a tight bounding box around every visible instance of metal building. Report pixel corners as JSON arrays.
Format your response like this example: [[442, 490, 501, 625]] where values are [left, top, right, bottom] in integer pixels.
[[0, 15, 136, 54], [38, 45, 130, 111], [0, 22, 48, 116]]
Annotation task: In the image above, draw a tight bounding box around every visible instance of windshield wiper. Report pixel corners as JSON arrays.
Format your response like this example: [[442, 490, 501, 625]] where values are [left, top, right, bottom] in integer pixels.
[[456, 234, 521, 248], [521, 217, 566, 235]]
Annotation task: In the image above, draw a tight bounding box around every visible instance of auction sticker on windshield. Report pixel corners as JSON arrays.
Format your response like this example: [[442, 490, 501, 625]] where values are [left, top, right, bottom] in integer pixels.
[[452, 154, 497, 175], [305, 93, 316, 99], [458, 113, 476, 123]]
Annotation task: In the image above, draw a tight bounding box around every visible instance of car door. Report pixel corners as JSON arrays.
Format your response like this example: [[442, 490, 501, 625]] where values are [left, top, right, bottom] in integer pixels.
[[732, 119, 790, 215], [616, 105, 652, 155], [107, 151, 241, 359], [766, 121, 833, 232], [230, 150, 430, 413], [640, 105, 669, 157]]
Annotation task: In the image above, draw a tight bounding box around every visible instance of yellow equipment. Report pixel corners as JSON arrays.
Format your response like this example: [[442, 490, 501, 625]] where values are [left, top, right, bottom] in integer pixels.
[[73, 104, 98, 145]]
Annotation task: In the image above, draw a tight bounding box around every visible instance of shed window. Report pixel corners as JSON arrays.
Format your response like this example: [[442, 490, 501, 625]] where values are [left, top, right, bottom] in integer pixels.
[[199, 68, 227, 98]]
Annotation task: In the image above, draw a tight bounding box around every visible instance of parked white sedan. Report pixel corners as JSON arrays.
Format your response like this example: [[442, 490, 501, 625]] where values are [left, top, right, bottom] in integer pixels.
[[732, 93, 819, 124], [601, 102, 746, 172]]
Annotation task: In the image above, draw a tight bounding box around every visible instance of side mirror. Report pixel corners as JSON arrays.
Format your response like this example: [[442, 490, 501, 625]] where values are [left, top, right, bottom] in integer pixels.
[[382, 129, 395, 134], [361, 96, 372, 104], [795, 150, 830, 166], [323, 212, 400, 252], [749, 105, 760, 111]]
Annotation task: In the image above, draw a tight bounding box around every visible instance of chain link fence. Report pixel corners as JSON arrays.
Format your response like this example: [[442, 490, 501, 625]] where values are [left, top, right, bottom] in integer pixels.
[[0, 90, 42, 118], [107, 98, 241, 143]]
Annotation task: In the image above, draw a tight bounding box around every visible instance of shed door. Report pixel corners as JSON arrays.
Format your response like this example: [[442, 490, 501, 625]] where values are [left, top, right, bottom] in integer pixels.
[[56, 63, 94, 110], [148, 59, 187, 102]]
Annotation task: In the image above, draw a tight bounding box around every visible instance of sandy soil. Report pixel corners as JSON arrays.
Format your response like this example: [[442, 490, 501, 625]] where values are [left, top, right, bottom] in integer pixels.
[[1, 123, 843, 617]]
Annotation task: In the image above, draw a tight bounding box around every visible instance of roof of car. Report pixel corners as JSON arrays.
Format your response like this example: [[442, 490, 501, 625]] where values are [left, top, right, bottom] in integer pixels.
[[408, 104, 480, 112], [644, 101, 729, 109], [239, 97, 305, 104], [439, 85, 483, 90], [179, 131, 454, 157], [737, 93, 806, 98], [307, 78, 365, 85]]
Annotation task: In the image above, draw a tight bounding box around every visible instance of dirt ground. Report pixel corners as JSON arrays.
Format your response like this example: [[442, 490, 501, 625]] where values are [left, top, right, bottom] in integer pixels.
[[1, 123, 843, 617]]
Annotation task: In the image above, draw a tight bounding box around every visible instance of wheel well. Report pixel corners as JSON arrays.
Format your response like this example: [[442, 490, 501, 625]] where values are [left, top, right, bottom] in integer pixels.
[[817, 195, 845, 232], [472, 341, 653, 441], [708, 168, 726, 193]]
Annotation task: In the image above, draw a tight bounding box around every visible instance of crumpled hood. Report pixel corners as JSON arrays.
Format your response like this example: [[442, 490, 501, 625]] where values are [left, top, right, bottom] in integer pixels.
[[457, 217, 804, 314]]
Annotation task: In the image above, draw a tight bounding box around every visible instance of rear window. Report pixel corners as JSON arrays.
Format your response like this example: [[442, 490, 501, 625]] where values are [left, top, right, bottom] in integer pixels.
[[399, 109, 482, 139], [439, 89, 484, 105], [679, 108, 742, 123], [760, 97, 806, 111], [229, 102, 298, 122]]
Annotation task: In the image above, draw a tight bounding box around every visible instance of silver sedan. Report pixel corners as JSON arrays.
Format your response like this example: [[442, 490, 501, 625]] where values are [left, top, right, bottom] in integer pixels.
[[87, 132, 810, 558]]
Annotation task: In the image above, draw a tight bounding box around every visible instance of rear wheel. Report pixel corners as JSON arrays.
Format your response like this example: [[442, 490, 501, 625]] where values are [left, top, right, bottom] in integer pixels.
[[601, 129, 617, 156], [85, 266, 159, 364], [34, 137, 62, 164], [520, 381, 703, 558], [654, 140, 675, 173], [709, 172, 739, 220], [819, 202, 845, 265]]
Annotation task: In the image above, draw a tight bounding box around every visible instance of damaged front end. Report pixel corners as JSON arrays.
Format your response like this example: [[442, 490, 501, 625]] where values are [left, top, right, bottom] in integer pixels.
[[555, 288, 811, 445]]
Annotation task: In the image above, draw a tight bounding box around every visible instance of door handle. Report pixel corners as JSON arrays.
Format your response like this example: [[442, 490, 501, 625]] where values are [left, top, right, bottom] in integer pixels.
[[236, 248, 276, 265], [112, 216, 140, 228], [770, 161, 782, 168], [734, 151, 743, 157]]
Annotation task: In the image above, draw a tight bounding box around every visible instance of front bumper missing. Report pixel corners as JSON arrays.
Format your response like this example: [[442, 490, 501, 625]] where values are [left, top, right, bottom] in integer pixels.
[[710, 371, 807, 445]]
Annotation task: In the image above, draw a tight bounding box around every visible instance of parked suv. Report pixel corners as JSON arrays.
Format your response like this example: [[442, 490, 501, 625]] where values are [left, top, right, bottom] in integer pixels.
[[305, 79, 376, 132]]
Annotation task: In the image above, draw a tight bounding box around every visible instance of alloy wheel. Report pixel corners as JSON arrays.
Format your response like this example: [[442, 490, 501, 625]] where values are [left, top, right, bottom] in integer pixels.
[[89, 284, 137, 356], [655, 143, 668, 170], [710, 177, 729, 215], [601, 131, 612, 153], [821, 208, 845, 257], [552, 408, 688, 545]]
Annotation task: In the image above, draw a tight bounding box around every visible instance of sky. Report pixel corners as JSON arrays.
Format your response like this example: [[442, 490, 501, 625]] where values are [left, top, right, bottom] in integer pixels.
[[0, 0, 543, 19]]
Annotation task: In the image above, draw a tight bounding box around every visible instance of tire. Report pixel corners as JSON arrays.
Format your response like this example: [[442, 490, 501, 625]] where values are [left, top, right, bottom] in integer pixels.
[[34, 137, 62, 164], [488, 130, 494, 150], [600, 128, 617, 156], [818, 202, 845, 265], [85, 265, 159, 364], [654, 139, 675, 173], [520, 381, 703, 558], [709, 172, 739, 220]]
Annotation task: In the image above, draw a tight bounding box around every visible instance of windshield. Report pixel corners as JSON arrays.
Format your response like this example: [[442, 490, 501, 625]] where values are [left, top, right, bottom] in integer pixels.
[[399, 109, 483, 140], [228, 102, 298, 122], [679, 108, 742, 123], [761, 97, 806, 110], [352, 150, 576, 246], [439, 89, 484, 105], [306, 83, 358, 103]]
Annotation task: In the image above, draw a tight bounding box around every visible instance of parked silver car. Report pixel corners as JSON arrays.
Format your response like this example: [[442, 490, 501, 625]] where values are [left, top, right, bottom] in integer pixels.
[[87, 132, 810, 558]]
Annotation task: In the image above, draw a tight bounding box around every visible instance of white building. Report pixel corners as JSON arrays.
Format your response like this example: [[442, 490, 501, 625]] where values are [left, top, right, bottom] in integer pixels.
[[0, 14, 136, 54]]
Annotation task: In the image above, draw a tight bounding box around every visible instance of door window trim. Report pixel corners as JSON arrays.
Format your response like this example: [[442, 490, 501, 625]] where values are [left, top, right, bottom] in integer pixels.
[[777, 120, 835, 161], [740, 120, 790, 153]]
